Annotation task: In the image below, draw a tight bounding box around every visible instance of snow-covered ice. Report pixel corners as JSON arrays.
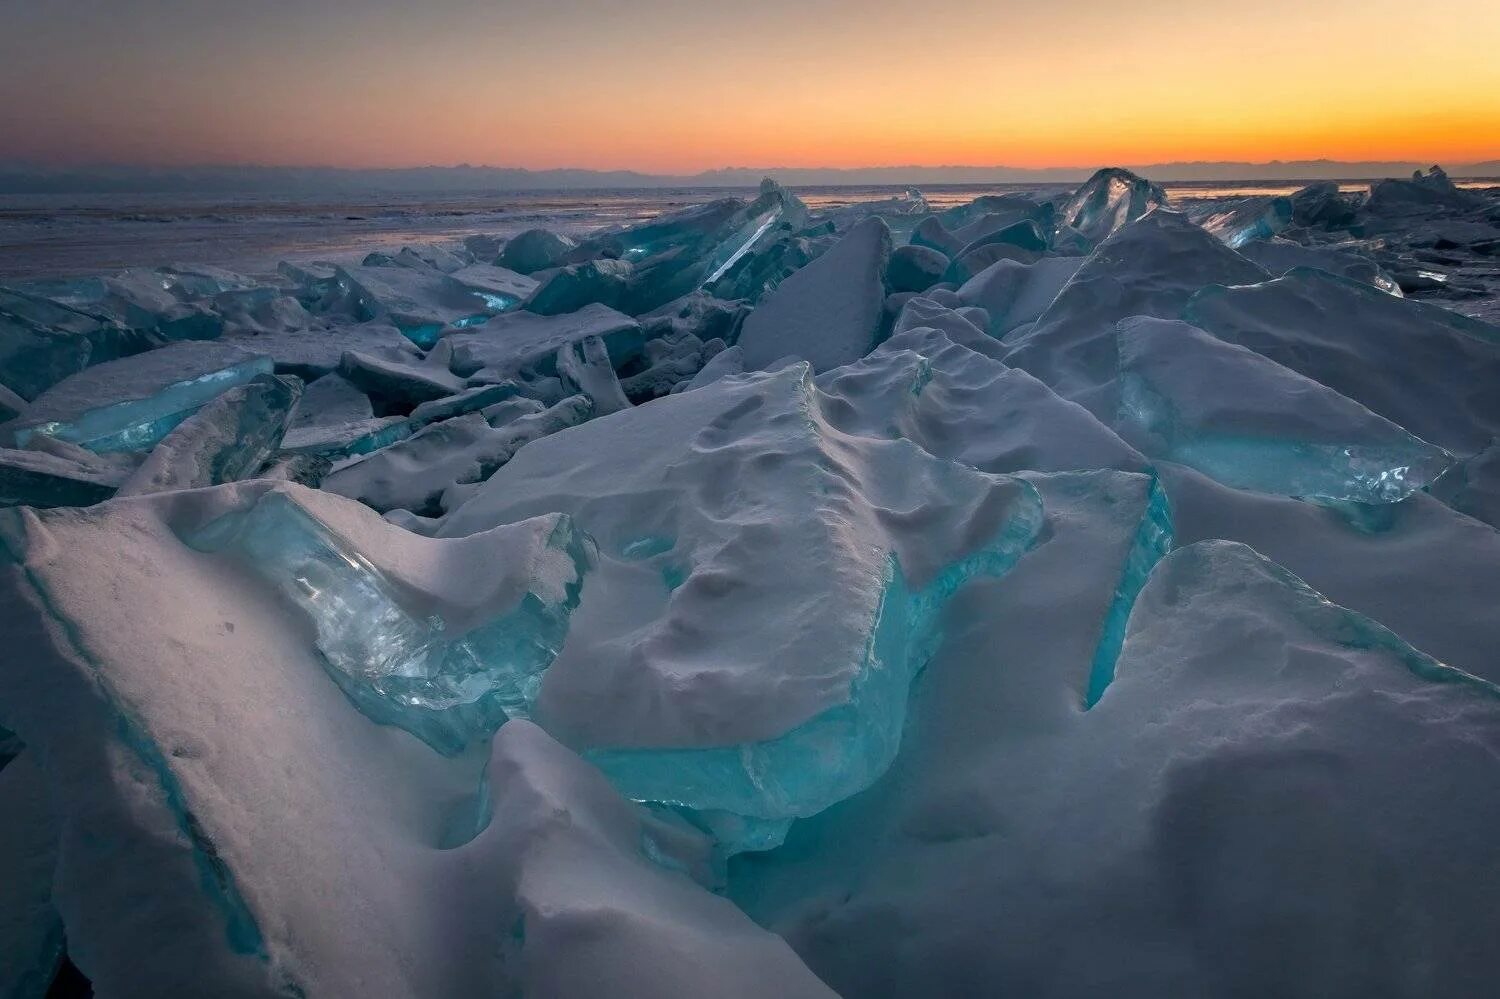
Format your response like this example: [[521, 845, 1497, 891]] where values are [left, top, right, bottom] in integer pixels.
[[2, 167, 1500, 998]]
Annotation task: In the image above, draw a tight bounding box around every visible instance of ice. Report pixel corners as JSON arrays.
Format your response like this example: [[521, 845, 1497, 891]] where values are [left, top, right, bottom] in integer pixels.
[[0, 440, 131, 508], [338, 345, 465, 406], [7, 169, 1500, 996], [1184, 267, 1500, 455], [224, 322, 421, 380], [439, 365, 1043, 843], [0, 485, 830, 996], [406, 380, 522, 426], [1430, 442, 1500, 529], [1289, 180, 1359, 226], [49, 269, 225, 342], [446, 263, 538, 311], [187, 487, 592, 752], [1, 286, 156, 401], [523, 258, 633, 316], [556, 335, 631, 415], [444, 303, 645, 381], [1234, 237, 1402, 295], [0, 382, 24, 423], [498, 231, 577, 278], [891, 296, 1008, 359], [555, 187, 809, 315], [1192, 194, 1293, 247], [0, 753, 62, 999], [1001, 209, 1269, 419], [817, 327, 1149, 476], [1369, 165, 1484, 214], [817, 189, 929, 239], [1159, 460, 1500, 686], [618, 331, 717, 401], [885, 244, 948, 293], [738, 218, 892, 373], [320, 264, 503, 347], [321, 396, 594, 515], [709, 232, 822, 304], [119, 374, 302, 496], [289, 373, 373, 430], [955, 255, 1084, 336], [279, 415, 413, 461], [732, 539, 1500, 997], [1059, 167, 1167, 244], [1114, 316, 1453, 501], [6, 341, 274, 453], [674, 343, 745, 393]]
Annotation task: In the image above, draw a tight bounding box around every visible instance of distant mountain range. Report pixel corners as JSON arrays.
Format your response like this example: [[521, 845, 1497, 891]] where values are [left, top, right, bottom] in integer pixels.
[[0, 159, 1497, 194]]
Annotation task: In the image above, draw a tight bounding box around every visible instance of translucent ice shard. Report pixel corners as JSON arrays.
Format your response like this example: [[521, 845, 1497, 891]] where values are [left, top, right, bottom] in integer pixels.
[[1114, 316, 1454, 501], [0, 286, 156, 401], [1192, 194, 1293, 247], [1184, 267, 1500, 456], [119, 374, 302, 496], [1059, 167, 1166, 245], [699, 180, 810, 288], [9, 341, 274, 453], [523, 259, 634, 316], [189, 489, 593, 753]]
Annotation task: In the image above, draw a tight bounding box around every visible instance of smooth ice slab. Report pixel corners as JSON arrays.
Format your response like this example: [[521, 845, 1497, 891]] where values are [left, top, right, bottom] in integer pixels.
[[1114, 316, 1453, 501], [1184, 267, 1500, 455], [187, 486, 593, 752], [737, 218, 892, 373], [439, 365, 1043, 838], [8, 341, 274, 453]]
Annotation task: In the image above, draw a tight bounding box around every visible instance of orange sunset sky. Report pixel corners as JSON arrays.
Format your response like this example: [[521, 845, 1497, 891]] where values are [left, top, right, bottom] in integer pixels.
[[2, 0, 1497, 172]]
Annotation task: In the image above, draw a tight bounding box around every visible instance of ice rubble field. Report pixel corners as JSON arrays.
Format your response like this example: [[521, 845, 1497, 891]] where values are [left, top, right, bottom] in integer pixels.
[[2, 167, 1500, 998]]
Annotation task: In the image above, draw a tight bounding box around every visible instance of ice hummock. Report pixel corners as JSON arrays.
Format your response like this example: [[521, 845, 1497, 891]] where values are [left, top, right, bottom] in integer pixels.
[[187, 487, 594, 753], [4, 164, 1500, 997], [435, 364, 1043, 848]]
